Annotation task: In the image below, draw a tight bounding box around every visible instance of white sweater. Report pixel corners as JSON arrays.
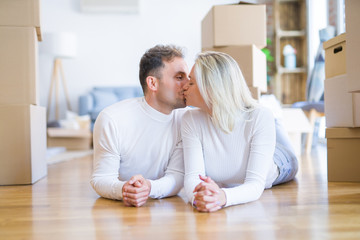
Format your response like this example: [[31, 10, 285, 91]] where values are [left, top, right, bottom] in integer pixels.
[[181, 107, 279, 207], [91, 97, 186, 200]]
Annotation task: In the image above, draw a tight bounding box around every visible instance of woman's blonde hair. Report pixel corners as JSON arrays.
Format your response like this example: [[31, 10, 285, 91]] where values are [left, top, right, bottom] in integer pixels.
[[194, 51, 258, 133]]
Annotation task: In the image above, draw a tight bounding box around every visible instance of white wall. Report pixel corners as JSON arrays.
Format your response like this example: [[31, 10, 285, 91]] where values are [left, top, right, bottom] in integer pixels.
[[39, 0, 238, 121], [307, 0, 328, 79]]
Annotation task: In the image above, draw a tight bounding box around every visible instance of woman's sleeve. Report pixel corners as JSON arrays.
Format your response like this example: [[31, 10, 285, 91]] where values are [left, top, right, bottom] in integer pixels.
[[222, 108, 276, 207], [90, 112, 126, 200], [181, 111, 205, 204]]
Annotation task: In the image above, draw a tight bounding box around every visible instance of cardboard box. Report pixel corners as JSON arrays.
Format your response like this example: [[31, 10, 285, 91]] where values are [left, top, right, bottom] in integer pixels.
[[323, 33, 346, 79], [202, 45, 267, 92], [47, 128, 92, 150], [345, 0, 360, 92], [326, 127, 360, 182], [201, 2, 266, 49], [324, 74, 360, 127], [0, 0, 41, 41], [0, 27, 39, 105], [0, 104, 47, 185], [248, 86, 260, 100], [282, 108, 311, 156]]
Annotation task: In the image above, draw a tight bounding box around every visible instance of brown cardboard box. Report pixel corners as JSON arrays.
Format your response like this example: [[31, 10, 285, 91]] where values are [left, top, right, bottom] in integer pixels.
[[201, 2, 266, 49], [345, 0, 360, 92], [323, 33, 346, 79], [248, 86, 260, 100], [0, 104, 47, 185], [0, 27, 39, 105], [202, 45, 267, 92], [0, 0, 41, 41], [324, 74, 360, 127], [326, 127, 360, 182], [47, 128, 92, 150]]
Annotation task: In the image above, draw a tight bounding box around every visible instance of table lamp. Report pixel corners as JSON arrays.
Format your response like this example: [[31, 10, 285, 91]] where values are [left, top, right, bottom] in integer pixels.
[[41, 32, 78, 121]]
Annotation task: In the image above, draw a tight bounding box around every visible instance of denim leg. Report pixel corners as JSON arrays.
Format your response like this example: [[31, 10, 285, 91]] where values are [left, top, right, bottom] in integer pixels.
[[272, 143, 298, 186], [272, 119, 299, 186]]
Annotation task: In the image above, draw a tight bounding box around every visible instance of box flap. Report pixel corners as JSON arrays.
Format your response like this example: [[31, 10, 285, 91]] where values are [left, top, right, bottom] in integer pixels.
[[47, 128, 91, 138], [216, 1, 262, 7], [36, 27, 42, 41], [326, 127, 360, 139], [323, 33, 346, 50], [236, 1, 258, 4]]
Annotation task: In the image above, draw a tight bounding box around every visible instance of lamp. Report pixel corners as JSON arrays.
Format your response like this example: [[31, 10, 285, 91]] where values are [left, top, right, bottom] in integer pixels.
[[41, 32, 78, 121]]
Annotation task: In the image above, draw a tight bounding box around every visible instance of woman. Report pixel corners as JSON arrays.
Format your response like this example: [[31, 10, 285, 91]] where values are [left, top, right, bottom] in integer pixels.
[[182, 51, 298, 212]]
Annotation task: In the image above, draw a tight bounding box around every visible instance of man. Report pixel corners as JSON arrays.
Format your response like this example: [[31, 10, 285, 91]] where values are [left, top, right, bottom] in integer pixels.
[[90, 45, 189, 207]]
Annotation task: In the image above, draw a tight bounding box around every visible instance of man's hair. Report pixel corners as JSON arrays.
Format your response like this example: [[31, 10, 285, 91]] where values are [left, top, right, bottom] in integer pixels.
[[139, 45, 184, 94], [194, 51, 258, 133]]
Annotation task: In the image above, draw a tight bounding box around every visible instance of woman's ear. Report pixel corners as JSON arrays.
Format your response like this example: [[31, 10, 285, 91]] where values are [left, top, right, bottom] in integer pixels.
[[146, 76, 158, 92]]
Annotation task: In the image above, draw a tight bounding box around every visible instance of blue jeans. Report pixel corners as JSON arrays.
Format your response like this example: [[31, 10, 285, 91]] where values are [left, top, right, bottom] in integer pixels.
[[272, 119, 298, 186]]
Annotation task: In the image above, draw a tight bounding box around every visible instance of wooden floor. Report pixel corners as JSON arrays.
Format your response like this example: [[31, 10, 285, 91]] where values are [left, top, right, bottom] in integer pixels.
[[1, 144, 360, 240]]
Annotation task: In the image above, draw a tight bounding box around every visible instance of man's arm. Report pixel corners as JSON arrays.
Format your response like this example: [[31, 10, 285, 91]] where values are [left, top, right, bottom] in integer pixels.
[[148, 134, 185, 199], [122, 175, 151, 207], [90, 111, 126, 200], [91, 112, 153, 207]]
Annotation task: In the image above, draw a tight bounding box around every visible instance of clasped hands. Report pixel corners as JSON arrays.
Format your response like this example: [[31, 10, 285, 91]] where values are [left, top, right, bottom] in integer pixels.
[[193, 175, 226, 212], [122, 174, 151, 207]]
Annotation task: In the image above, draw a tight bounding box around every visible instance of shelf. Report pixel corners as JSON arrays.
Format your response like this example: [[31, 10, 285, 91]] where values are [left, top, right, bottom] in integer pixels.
[[277, 29, 306, 38], [278, 0, 301, 3], [277, 66, 307, 74], [274, 0, 307, 104]]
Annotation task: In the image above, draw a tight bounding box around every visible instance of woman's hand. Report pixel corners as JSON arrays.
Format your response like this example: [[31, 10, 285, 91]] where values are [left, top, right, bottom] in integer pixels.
[[193, 175, 226, 212]]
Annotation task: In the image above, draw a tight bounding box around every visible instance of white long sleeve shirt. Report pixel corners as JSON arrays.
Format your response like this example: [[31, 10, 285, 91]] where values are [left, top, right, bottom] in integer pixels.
[[91, 97, 186, 200], [181, 107, 279, 207]]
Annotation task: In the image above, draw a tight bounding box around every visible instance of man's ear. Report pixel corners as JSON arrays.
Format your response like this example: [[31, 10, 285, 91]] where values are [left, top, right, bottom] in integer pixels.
[[146, 76, 158, 92]]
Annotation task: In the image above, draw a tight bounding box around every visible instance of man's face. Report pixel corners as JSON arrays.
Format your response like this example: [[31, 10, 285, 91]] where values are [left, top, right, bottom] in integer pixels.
[[156, 57, 189, 110]]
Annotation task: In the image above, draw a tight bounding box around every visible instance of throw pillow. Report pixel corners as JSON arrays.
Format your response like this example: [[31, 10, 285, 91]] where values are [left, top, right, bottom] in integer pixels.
[[91, 90, 119, 113]]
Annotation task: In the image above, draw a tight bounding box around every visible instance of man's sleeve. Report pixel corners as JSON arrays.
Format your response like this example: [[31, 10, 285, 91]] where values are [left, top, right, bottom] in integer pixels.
[[90, 112, 126, 200], [148, 112, 185, 199]]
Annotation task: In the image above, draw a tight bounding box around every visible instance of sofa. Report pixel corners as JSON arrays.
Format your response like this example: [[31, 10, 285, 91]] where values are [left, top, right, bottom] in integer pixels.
[[78, 86, 143, 130]]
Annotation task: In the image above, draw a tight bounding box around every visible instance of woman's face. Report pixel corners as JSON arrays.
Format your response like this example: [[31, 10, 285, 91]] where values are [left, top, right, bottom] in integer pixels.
[[183, 65, 209, 111]]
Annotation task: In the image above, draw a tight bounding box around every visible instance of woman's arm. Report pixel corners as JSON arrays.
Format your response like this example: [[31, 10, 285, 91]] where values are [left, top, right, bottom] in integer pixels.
[[182, 108, 276, 209], [192, 175, 226, 212], [222, 108, 276, 207], [181, 111, 206, 204]]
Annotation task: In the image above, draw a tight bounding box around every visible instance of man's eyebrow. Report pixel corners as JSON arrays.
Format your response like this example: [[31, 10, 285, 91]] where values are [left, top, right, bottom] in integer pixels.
[[176, 71, 187, 75]]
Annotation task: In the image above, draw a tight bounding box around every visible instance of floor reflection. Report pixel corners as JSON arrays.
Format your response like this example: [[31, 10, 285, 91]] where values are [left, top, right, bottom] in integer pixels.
[[91, 195, 192, 239]]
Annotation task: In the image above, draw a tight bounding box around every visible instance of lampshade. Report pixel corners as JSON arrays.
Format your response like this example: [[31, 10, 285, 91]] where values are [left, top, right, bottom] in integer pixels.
[[40, 32, 78, 59]]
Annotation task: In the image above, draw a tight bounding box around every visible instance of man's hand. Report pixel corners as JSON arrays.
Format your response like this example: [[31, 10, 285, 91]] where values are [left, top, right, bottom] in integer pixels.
[[122, 175, 151, 207], [193, 175, 226, 212]]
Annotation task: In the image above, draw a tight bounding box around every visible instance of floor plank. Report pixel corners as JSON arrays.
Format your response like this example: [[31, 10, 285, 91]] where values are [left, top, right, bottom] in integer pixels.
[[1, 144, 360, 240]]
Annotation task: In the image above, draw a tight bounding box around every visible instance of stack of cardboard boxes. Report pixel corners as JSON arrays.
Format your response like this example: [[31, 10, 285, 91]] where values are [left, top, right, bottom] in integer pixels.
[[201, 2, 267, 99], [0, 0, 47, 185], [324, 0, 360, 182]]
